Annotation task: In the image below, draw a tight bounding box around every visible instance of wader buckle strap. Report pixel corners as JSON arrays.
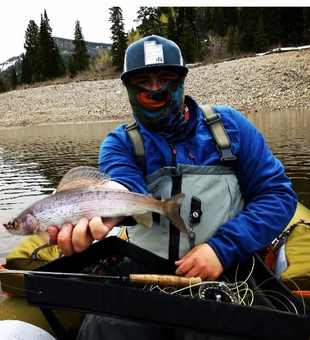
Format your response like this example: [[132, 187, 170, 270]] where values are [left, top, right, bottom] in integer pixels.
[[200, 105, 236, 163], [125, 122, 147, 175]]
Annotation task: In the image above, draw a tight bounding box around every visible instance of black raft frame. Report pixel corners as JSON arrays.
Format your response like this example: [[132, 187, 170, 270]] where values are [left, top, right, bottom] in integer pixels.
[[24, 236, 310, 340]]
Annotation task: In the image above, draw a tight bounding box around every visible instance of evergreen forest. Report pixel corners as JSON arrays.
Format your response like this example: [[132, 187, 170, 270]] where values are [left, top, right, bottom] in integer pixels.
[[0, 7, 309, 93]]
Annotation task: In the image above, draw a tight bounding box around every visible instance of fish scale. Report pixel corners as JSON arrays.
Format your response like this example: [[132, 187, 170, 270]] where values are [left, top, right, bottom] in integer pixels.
[[29, 189, 155, 226]]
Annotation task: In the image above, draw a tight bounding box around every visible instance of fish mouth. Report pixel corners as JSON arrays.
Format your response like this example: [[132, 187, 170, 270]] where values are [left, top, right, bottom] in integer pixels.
[[3, 223, 19, 234], [3, 220, 20, 232]]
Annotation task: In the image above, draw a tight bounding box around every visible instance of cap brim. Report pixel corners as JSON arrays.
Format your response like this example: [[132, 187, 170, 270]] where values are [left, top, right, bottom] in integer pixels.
[[121, 65, 188, 82]]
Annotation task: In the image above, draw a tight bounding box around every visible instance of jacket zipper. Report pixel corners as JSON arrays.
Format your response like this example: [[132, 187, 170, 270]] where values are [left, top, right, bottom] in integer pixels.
[[186, 145, 195, 160], [169, 144, 177, 167]]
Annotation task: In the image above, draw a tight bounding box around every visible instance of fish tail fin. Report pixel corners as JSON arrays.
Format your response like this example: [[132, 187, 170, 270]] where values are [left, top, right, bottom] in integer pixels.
[[164, 193, 188, 234]]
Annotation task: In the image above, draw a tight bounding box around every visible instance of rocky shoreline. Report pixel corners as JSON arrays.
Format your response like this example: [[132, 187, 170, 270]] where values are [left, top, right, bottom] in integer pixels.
[[0, 48, 310, 128]]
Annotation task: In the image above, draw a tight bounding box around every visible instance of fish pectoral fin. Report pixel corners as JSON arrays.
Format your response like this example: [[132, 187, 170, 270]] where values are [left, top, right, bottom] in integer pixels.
[[37, 229, 51, 243], [133, 212, 153, 228]]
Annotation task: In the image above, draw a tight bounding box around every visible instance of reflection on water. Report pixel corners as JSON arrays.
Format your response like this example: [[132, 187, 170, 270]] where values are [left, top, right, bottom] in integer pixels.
[[0, 120, 128, 259], [246, 109, 310, 209], [0, 109, 310, 260]]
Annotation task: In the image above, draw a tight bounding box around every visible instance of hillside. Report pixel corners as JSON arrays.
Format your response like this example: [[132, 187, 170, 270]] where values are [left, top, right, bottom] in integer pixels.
[[0, 37, 110, 78], [0, 48, 310, 128]]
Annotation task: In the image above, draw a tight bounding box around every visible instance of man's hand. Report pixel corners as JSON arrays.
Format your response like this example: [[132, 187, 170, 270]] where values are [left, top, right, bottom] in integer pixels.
[[47, 216, 123, 256], [175, 243, 223, 281], [47, 180, 128, 256]]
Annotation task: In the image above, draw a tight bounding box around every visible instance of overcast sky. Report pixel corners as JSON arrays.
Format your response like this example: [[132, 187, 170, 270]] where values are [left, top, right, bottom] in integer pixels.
[[0, 1, 307, 63], [0, 1, 141, 63]]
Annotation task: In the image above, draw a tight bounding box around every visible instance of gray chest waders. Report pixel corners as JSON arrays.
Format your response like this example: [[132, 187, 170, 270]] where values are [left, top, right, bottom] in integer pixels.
[[125, 105, 243, 260]]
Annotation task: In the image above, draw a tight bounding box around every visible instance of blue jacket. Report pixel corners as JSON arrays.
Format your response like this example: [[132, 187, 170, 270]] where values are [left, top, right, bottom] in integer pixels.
[[99, 95, 297, 270]]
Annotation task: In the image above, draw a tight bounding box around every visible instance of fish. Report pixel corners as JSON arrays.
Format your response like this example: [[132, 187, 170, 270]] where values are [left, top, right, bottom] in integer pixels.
[[3, 166, 187, 242]]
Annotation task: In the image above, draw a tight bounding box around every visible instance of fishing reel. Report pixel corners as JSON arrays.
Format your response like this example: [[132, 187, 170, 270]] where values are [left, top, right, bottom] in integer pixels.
[[198, 282, 239, 304]]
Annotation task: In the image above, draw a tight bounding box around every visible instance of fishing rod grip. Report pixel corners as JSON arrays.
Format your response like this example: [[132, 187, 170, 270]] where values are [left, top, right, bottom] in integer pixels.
[[129, 274, 202, 287]]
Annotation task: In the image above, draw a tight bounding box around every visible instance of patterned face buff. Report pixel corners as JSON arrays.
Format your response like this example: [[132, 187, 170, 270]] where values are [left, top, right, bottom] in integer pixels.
[[125, 79, 189, 140]]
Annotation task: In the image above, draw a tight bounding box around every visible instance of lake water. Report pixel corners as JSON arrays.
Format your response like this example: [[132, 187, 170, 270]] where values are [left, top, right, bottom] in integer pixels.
[[0, 120, 127, 263], [0, 109, 310, 263], [246, 109, 310, 208]]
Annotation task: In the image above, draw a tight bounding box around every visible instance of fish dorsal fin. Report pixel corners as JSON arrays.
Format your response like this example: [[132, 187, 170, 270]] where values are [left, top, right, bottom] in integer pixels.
[[56, 166, 110, 192]]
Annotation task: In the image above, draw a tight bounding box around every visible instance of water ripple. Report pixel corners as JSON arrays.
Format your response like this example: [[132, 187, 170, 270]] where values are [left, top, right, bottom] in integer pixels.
[[0, 121, 124, 256], [247, 109, 310, 208]]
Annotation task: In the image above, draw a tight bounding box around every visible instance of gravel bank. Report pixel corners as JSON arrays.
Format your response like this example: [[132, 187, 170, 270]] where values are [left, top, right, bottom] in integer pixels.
[[1, 49, 310, 128]]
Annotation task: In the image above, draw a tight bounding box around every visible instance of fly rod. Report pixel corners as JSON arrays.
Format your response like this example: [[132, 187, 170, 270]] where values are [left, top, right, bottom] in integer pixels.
[[0, 270, 202, 288]]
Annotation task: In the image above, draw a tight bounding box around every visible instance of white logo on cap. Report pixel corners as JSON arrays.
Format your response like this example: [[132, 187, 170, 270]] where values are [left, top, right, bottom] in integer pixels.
[[144, 41, 164, 65]]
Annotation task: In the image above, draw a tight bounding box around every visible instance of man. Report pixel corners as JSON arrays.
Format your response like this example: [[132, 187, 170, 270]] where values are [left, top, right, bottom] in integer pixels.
[[48, 35, 296, 279], [47, 36, 297, 337]]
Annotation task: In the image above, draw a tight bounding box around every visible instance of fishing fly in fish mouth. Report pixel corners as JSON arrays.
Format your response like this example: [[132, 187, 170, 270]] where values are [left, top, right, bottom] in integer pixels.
[[4, 214, 38, 235], [3, 166, 187, 242]]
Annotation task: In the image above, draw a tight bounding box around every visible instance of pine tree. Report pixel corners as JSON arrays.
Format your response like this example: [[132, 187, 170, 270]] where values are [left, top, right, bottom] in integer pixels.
[[223, 8, 238, 29], [227, 26, 240, 54], [254, 18, 269, 53], [38, 10, 65, 80], [179, 21, 199, 63], [0, 76, 9, 93], [20, 53, 33, 84], [238, 8, 259, 52], [212, 7, 226, 37], [175, 7, 197, 46], [260, 8, 282, 48], [136, 7, 161, 36], [53, 43, 66, 77], [72, 20, 89, 73], [24, 20, 39, 81], [280, 7, 305, 45], [165, 8, 178, 42], [10, 66, 18, 89], [38, 10, 54, 80], [304, 8, 310, 44], [196, 7, 213, 41], [68, 55, 77, 78], [109, 7, 128, 72]]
